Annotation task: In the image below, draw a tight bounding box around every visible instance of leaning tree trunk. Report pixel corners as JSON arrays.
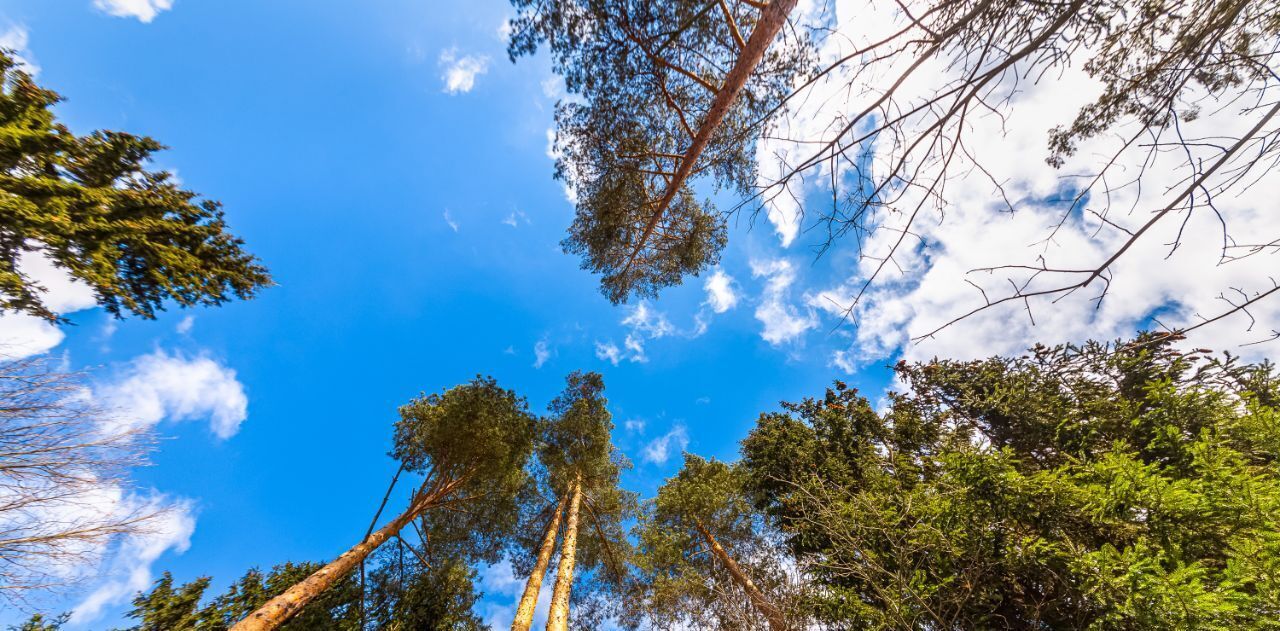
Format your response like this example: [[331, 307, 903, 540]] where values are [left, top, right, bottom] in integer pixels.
[[230, 478, 461, 631], [619, 0, 802, 275], [511, 494, 567, 631], [695, 519, 789, 631], [545, 475, 582, 631]]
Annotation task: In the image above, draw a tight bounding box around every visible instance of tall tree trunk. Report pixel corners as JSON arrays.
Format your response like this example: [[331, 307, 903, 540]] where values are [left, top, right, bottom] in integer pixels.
[[230, 480, 457, 631], [545, 475, 582, 631], [511, 494, 567, 631], [620, 0, 802, 275], [695, 519, 789, 631]]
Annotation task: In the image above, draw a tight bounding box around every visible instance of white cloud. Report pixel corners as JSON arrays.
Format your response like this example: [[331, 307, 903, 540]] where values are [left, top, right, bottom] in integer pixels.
[[92, 0, 174, 23], [502, 210, 529, 228], [624, 418, 646, 433], [533, 339, 552, 369], [595, 340, 622, 366], [479, 559, 553, 630], [750, 259, 817, 346], [175, 315, 195, 335], [703, 269, 739, 313], [72, 498, 195, 623], [96, 350, 249, 439], [443, 209, 459, 232], [0, 251, 99, 359], [621, 303, 674, 338], [0, 25, 38, 75], [439, 48, 490, 95], [643, 424, 689, 465], [755, 0, 1280, 363]]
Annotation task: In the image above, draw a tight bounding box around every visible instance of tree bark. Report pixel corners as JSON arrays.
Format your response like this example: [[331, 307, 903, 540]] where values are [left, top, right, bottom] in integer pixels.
[[695, 519, 789, 631], [511, 494, 567, 631], [620, 0, 802, 277], [545, 475, 582, 631], [230, 481, 455, 631]]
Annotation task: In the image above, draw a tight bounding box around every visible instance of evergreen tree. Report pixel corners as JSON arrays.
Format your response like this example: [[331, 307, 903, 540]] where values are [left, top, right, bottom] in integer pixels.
[[230, 377, 535, 631], [741, 336, 1280, 629], [125, 572, 210, 631], [630, 454, 797, 630], [512, 372, 634, 631], [7, 613, 69, 631], [0, 52, 269, 321], [508, 0, 809, 303]]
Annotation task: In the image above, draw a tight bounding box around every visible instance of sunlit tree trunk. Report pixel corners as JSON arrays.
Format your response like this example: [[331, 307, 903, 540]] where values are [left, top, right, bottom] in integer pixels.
[[230, 476, 465, 631], [695, 519, 789, 631], [512, 494, 567, 631], [619, 0, 801, 275], [545, 475, 583, 631]]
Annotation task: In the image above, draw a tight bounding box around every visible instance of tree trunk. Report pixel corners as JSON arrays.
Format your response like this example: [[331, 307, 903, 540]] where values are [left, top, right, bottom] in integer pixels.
[[230, 483, 451, 631], [545, 475, 582, 631], [695, 519, 789, 631], [620, 0, 802, 275], [511, 494, 567, 631]]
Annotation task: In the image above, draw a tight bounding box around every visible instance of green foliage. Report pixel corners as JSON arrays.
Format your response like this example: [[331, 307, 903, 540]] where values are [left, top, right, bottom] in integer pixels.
[[7, 613, 69, 631], [121, 565, 359, 631], [741, 336, 1280, 629], [508, 0, 811, 302], [538, 371, 637, 626], [364, 545, 487, 631], [630, 454, 799, 630], [0, 50, 269, 321]]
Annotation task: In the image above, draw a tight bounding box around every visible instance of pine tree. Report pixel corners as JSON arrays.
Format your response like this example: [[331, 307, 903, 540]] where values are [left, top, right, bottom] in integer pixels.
[[741, 336, 1280, 629], [632, 454, 796, 630], [229, 377, 535, 631], [0, 52, 269, 321], [508, 0, 809, 303]]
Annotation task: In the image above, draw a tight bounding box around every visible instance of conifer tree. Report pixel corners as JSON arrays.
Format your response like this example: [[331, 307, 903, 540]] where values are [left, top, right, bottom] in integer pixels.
[[741, 337, 1280, 629], [0, 52, 269, 321], [508, 0, 808, 303], [230, 377, 535, 631], [522, 372, 634, 631], [631, 454, 796, 631]]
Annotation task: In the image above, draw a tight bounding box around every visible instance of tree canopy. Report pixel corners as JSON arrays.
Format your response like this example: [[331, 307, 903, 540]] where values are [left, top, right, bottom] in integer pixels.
[[742, 336, 1280, 628], [0, 51, 269, 321]]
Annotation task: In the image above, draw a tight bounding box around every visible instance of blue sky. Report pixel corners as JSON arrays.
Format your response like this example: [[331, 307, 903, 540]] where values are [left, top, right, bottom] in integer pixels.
[[0, 1, 891, 626], [4, 0, 1276, 627]]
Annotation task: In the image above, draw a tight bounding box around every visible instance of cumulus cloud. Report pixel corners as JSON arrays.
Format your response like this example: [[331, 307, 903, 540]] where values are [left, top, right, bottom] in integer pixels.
[[703, 269, 739, 314], [750, 0, 1280, 363], [751, 259, 817, 346], [95, 350, 249, 439], [0, 251, 99, 359], [92, 0, 174, 23], [175, 315, 195, 335], [643, 424, 689, 465], [439, 48, 490, 95], [72, 498, 195, 623]]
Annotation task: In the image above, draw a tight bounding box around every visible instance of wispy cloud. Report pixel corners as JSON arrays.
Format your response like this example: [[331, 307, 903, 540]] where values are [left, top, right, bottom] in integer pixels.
[[443, 209, 459, 232], [72, 498, 195, 623], [92, 0, 174, 23], [0, 25, 38, 75], [439, 48, 490, 95], [533, 339, 552, 369], [643, 424, 689, 465], [751, 258, 817, 346]]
